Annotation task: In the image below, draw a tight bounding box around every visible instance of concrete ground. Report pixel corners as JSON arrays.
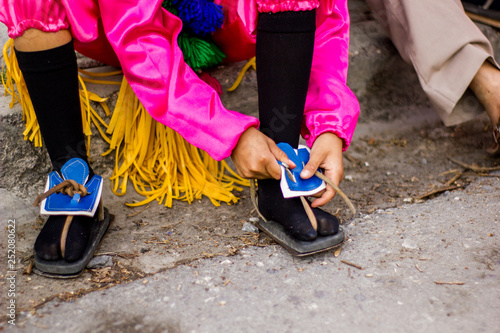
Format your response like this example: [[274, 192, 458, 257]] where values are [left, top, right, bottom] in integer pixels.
[[3, 178, 500, 332], [1, 1, 500, 332]]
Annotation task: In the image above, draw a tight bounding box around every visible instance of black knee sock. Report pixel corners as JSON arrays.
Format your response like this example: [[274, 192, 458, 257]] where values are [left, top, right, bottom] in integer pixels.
[[256, 10, 339, 240], [256, 10, 316, 147], [15, 41, 89, 172], [16, 42, 93, 261]]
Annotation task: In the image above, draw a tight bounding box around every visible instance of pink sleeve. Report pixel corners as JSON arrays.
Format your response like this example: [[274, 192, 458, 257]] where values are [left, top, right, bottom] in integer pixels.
[[95, 0, 259, 161], [301, 0, 359, 150]]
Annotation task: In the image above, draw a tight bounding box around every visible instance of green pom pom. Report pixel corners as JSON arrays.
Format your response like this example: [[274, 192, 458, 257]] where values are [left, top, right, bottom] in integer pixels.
[[177, 32, 225, 70], [162, 0, 179, 16]]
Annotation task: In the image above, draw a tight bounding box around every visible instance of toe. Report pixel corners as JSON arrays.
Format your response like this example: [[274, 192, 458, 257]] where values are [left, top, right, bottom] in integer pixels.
[[290, 226, 317, 241], [314, 208, 339, 236]]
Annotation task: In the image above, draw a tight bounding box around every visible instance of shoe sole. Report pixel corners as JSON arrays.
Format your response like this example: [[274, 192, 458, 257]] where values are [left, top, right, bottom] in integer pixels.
[[256, 219, 345, 256], [33, 208, 111, 278]]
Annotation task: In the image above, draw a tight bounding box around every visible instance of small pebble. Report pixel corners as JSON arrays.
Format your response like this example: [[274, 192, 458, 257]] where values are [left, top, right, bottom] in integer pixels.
[[87, 255, 113, 269], [242, 222, 259, 233], [220, 259, 232, 266]]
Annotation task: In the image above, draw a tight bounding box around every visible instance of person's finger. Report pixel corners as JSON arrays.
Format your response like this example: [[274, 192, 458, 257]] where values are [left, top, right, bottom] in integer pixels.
[[237, 151, 282, 180], [265, 162, 282, 180], [311, 166, 343, 206], [310, 185, 335, 207], [269, 143, 296, 169], [310, 188, 326, 198], [300, 150, 324, 179], [254, 143, 282, 180], [325, 167, 343, 188], [241, 156, 273, 179]]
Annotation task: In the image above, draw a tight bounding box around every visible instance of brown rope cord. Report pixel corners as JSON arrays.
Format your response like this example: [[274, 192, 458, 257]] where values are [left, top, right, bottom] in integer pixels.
[[250, 180, 319, 230], [33, 179, 89, 259], [313, 171, 357, 216], [33, 179, 88, 207], [60, 215, 74, 259]]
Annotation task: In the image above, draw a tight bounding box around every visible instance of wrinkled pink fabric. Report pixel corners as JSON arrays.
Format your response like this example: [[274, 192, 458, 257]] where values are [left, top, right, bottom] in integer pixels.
[[303, 0, 359, 149], [257, 0, 320, 12], [0, 0, 359, 159], [0, 0, 70, 38]]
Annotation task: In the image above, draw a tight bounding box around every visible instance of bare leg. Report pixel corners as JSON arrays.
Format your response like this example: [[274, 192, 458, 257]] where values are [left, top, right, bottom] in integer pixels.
[[14, 29, 71, 51], [470, 61, 500, 125], [470, 61, 500, 155]]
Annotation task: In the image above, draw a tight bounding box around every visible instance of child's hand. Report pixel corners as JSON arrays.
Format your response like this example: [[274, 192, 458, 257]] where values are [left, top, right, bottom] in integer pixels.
[[231, 127, 296, 180], [300, 132, 344, 207]]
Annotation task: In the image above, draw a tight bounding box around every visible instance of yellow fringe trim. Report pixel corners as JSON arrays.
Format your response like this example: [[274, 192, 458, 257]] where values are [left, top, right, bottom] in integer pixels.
[[103, 77, 249, 207], [3, 39, 41, 146], [227, 57, 256, 92], [2, 39, 249, 207]]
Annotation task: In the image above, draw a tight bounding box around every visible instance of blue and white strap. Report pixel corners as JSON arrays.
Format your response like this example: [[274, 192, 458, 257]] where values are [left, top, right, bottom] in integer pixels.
[[38, 158, 103, 217], [277, 143, 326, 199]]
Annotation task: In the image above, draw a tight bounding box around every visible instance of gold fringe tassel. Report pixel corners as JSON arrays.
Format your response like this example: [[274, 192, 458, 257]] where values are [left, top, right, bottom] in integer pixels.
[[227, 57, 256, 92], [103, 76, 249, 207], [2, 39, 249, 207]]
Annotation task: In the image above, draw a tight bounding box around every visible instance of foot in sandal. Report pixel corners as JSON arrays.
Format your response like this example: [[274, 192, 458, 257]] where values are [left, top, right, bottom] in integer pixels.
[[257, 143, 340, 241], [33, 158, 110, 277]]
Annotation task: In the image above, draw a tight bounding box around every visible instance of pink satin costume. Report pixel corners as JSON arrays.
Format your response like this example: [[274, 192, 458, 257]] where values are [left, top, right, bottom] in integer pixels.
[[0, 0, 359, 161]]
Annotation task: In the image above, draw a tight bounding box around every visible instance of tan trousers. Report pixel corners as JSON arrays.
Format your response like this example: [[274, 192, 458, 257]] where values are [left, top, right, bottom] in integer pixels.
[[365, 0, 498, 126]]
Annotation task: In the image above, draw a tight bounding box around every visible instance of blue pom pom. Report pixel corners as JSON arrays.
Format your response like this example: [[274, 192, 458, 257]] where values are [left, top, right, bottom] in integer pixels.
[[173, 0, 224, 36]]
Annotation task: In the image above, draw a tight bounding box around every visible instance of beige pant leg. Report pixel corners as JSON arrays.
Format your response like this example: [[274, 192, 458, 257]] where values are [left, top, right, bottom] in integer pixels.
[[365, 0, 497, 126]]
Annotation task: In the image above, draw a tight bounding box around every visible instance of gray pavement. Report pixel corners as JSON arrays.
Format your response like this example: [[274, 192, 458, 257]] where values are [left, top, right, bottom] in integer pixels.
[[5, 176, 500, 332]]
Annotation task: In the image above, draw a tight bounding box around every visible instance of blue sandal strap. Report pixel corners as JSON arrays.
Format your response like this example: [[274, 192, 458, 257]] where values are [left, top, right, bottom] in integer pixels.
[[38, 158, 103, 217]]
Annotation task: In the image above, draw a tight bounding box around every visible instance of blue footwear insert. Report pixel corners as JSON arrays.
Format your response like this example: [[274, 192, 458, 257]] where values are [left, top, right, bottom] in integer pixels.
[[40, 158, 103, 217], [277, 142, 325, 198]]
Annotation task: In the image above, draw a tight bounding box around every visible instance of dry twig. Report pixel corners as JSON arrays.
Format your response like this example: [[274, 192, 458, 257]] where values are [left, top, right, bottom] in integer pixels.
[[444, 173, 462, 187], [144, 240, 170, 245], [415, 185, 463, 200], [434, 281, 464, 285], [25, 258, 34, 275], [94, 252, 138, 259], [461, 172, 500, 178], [344, 152, 361, 164], [448, 157, 500, 172], [126, 204, 150, 218], [341, 260, 364, 270], [439, 169, 461, 176]]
